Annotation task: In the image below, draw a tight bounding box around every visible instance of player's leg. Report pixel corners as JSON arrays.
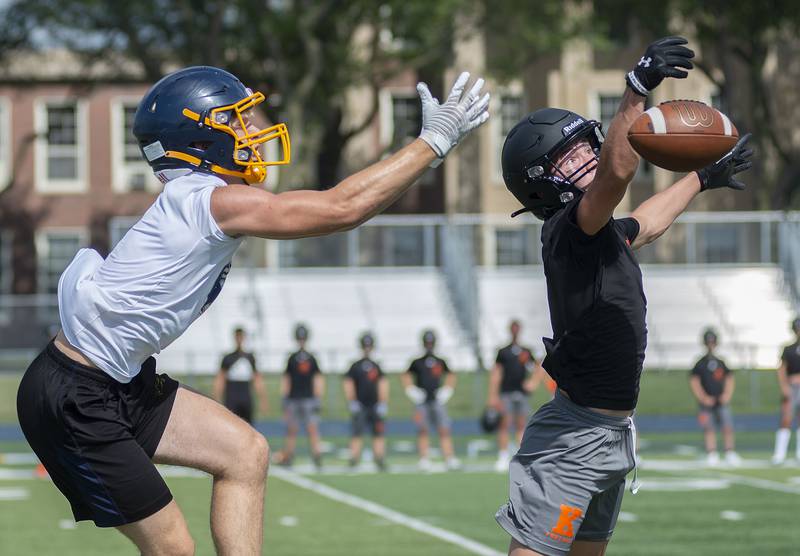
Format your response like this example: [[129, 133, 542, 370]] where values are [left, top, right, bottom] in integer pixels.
[[369, 409, 387, 469], [153, 387, 269, 555], [117, 501, 194, 556], [350, 407, 363, 467], [414, 406, 430, 467], [279, 401, 299, 464]]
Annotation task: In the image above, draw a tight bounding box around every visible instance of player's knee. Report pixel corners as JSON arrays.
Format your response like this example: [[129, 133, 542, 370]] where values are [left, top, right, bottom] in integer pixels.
[[157, 521, 195, 556], [228, 429, 269, 481]]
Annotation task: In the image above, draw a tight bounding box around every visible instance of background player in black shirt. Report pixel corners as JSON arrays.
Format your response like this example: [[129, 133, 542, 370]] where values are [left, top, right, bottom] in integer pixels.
[[488, 319, 543, 472], [497, 36, 752, 556], [276, 323, 325, 469], [344, 332, 389, 470], [213, 327, 268, 424], [689, 328, 739, 467], [402, 330, 460, 470], [772, 318, 800, 464]]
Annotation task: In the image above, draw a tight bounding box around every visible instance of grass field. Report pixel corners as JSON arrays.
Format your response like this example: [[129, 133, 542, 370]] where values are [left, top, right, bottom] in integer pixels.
[[0, 367, 786, 424], [2, 432, 800, 555]]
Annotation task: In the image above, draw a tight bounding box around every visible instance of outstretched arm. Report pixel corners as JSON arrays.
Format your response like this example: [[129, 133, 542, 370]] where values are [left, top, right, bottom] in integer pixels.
[[212, 72, 490, 239], [631, 134, 753, 249], [577, 37, 694, 235], [577, 89, 645, 234]]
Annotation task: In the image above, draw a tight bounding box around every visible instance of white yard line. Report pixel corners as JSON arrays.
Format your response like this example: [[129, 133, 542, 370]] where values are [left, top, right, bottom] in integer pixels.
[[713, 472, 800, 496], [270, 467, 504, 556]]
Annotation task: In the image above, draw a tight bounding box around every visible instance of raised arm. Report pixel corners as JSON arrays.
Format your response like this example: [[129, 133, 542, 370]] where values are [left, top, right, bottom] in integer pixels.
[[631, 134, 753, 249], [212, 72, 490, 239], [577, 37, 694, 235]]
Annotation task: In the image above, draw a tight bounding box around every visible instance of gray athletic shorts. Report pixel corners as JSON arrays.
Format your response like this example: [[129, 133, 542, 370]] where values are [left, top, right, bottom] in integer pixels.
[[790, 383, 800, 414], [415, 400, 451, 432], [495, 391, 636, 556], [285, 398, 320, 429], [501, 391, 531, 418], [698, 403, 733, 430]]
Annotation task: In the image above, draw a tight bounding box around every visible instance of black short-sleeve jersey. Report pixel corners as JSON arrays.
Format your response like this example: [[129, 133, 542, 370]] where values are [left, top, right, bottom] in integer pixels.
[[496, 344, 536, 393], [691, 354, 732, 397], [285, 350, 321, 399], [781, 342, 800, 376], [220, 350, 257, 383], [540, 198, 646, 410], [407, 354, 450, 402], [346, 358, 384, 406]]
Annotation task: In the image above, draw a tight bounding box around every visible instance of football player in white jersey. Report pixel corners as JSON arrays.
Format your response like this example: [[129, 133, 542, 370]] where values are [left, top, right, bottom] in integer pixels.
[[16, 66, 490, 554]]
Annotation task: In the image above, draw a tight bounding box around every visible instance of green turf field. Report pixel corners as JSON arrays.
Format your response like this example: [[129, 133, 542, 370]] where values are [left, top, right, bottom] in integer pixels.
[[0, 367, 786, 424], [2, 434, 800, 555]]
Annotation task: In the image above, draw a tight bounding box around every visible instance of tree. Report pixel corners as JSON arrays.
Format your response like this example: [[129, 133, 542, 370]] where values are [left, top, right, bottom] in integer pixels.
[[0, 0, 469, 189], [593, 0, 800, 209]]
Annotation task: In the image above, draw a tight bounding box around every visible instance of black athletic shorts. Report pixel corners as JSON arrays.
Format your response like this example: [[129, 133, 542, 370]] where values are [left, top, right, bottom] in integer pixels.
[[16, 341, 179, 527], [224, 381, 253, 423]]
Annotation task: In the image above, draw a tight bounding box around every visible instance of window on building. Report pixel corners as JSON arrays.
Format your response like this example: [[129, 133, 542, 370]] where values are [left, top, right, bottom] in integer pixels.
[[0, 231, 11, 294], [496, 227, 538, 266], [698, 223, 740, 263], [109, 216, 139, 249], [495, 94, 525, 176], [112, 101, 159, 193], [36, 101, 86, 192], [0, 98, 9, 190], [391, 95, 421, 148], [598, 94, 622, 132], [47, 105, 79, 180], [38, 232, 83, 294]]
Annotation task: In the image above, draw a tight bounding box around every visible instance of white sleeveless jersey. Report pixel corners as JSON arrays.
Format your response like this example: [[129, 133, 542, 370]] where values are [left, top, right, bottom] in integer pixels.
[[58, 173, 243, 383]]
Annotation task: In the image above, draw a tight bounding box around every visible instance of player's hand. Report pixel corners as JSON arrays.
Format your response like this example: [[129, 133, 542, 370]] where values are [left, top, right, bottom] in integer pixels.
[[436, 385, 454, 405], [376, 401, 388, 418], [405, 385, 426, 405], [418, 71, 490, 159], [626, 36, 694, 96], [348, 400, 362, 415], [697, 133, 753, 191]]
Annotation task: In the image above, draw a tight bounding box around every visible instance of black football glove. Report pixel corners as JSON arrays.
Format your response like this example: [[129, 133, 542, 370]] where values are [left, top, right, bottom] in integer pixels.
[[697, 133, 754, 191], [626, 36, 695, 96]]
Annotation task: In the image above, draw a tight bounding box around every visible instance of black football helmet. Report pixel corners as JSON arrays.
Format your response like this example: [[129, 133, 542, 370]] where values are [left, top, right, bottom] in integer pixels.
[[702, 327, 718, 345], [295, 323, 309, 341], [480, 407, 502, 433], [360, 332, 375, 349], [502, 108, 603, 220]]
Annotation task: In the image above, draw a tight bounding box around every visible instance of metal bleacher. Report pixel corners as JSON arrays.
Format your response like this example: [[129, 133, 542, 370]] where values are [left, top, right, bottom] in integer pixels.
[[160, 268, 473, 375], [479, 265, 795, 371], [159, 263, 795, 376]]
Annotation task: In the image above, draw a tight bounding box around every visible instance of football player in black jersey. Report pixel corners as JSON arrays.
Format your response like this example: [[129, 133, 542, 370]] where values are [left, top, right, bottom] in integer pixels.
[[213, 327, 268, 424], [772, 318, 800, 464], [275, 324, 325, 469], [344, 332, 389, 470], [402, 330, 460, 470], [488, 320, 544, 472], [496, 36, 753, 556], [689, 328, 740, 467]]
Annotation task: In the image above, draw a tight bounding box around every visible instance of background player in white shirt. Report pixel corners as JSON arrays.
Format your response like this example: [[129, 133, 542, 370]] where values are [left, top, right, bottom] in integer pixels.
[[16, 65, 489, 554]]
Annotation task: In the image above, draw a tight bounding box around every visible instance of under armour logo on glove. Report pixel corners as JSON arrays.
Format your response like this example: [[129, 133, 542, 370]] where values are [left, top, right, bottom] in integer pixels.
[[626, 36, 694, 96]]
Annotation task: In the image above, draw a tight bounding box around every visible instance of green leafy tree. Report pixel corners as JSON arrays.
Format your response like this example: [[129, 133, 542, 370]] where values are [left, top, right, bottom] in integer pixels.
[[0, 0, 468, 189], [594, 0, 800, 208]]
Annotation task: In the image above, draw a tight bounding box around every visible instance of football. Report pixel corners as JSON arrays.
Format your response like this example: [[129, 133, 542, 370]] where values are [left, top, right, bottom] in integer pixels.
[[627, 100, 738, 172]]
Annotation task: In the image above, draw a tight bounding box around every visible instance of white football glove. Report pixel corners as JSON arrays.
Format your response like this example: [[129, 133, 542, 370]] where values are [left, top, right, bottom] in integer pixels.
[[405, 385, 427, 405], [417, 71, 490, 160], [436, 385, 454, 405], [375, 401, 388, 418], [348, 400, 362, 415]]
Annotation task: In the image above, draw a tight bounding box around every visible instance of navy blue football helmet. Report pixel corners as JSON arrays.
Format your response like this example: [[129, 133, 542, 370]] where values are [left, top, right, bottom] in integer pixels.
[[132, 66, 290, 184], [502, 108, 603, 220]]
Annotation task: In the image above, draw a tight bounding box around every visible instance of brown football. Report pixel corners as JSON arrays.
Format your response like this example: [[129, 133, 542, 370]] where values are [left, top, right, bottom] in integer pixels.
[[627, 100, 738, 172]]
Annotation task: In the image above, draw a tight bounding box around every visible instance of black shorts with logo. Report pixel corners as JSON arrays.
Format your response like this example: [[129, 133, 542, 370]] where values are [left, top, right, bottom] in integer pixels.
[[224, 381, 254, 423], [16, 342, 179, 527]]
